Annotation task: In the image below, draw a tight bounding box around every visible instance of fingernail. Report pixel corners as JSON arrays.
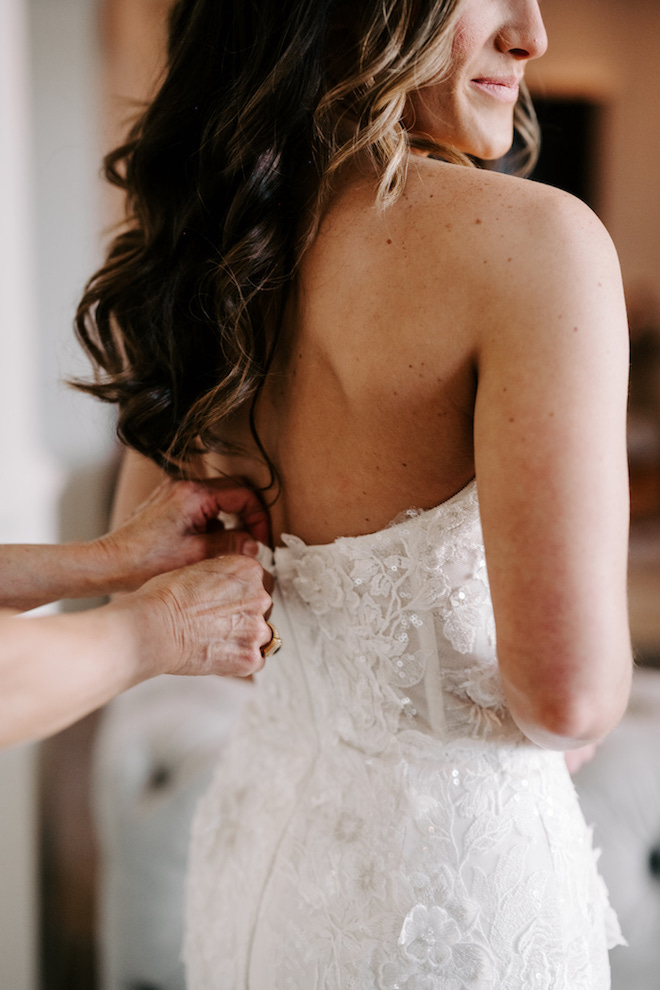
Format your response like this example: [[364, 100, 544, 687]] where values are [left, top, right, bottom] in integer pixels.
[[243, 540, 259, 557]]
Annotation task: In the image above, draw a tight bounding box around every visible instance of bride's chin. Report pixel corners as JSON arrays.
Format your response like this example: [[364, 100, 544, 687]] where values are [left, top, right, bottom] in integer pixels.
[[453, 107, 516, 161], [464, 127, 515, 162]]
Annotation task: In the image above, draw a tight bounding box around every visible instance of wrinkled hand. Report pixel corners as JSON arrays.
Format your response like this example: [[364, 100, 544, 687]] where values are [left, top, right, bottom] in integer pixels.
[[115, 554, 273, 679], [97, 478, 271, 592]]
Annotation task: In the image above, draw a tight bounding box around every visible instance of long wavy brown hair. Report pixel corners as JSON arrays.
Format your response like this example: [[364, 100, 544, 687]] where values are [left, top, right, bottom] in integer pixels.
[[74, 0, 539, 472]]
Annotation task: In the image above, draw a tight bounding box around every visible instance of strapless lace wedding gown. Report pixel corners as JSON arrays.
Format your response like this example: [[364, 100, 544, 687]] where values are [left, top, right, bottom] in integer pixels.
[[185, 481, 623, 989]]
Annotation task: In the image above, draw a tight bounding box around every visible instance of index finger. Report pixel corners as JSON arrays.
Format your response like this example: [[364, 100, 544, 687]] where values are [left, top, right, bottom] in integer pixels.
[[203, 479, 271, 546]]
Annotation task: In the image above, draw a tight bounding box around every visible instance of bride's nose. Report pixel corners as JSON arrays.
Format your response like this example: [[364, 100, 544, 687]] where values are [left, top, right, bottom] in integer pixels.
[[496, 0, 548, 61]]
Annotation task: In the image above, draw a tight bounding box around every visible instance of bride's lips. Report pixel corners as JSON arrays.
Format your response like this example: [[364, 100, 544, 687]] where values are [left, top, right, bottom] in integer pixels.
[[470, 76, 521, 104]]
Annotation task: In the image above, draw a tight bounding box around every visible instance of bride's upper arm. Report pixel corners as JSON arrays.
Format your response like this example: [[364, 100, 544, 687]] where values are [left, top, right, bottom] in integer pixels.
[[472, 184, 632, 746]]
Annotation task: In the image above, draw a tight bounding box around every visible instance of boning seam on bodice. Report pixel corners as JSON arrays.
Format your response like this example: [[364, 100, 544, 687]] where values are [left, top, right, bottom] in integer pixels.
[[411, 562, 447, 737]]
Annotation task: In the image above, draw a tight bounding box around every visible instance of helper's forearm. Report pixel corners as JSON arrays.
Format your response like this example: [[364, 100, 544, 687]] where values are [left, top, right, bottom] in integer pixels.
[[0, 540, 124, 611], [0, 606, 156, 747]]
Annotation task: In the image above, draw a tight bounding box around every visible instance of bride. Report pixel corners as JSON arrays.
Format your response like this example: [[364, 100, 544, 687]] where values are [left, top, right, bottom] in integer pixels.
[[76, 0, 632, 985]]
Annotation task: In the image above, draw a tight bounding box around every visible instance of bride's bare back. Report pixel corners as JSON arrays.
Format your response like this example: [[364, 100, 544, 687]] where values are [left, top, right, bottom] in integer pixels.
[[222, 158, 481, 545]]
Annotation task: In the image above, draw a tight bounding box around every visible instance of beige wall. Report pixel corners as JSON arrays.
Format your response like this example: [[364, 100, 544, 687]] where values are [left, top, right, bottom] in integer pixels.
[[528, 0, 660, 300], [100, 0, 171, 223], [101, 0, 170, 109]]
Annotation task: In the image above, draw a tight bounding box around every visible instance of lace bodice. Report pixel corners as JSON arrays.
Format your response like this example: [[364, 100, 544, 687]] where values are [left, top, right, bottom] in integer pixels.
[[273, 479, 508, 754], [185, 481, 623, 989]]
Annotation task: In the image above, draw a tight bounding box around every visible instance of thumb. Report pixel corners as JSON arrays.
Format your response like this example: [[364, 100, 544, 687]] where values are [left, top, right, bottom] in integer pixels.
[[208, 529, 261, 558]]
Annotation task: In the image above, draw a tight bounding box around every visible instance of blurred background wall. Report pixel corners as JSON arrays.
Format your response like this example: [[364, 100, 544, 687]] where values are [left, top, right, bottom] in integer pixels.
[[529, 0, 660, 297]]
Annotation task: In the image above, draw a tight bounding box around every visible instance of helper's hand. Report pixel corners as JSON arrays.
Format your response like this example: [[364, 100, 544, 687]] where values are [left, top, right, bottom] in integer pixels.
[[111, 554, 273, 679], [95, 478, 271, 592]]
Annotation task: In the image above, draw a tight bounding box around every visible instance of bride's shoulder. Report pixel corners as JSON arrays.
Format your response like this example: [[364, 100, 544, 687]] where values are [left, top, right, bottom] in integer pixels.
[[400, 159, 621, 322], [404, 158, 614, 263]]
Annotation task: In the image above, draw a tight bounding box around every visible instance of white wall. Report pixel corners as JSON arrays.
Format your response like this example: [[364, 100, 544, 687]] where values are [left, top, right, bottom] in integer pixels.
[[0, 0, 114, 986], [30, 0, 115, 469], [0, 2, 59, 987]]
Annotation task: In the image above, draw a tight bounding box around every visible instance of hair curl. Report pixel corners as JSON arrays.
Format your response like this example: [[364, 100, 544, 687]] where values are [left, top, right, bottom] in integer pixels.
[[74, 0, 539, 472]]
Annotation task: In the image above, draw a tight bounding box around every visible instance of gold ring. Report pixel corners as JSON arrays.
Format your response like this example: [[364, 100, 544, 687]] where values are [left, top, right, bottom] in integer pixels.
[[260, 621, 282, 658]]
